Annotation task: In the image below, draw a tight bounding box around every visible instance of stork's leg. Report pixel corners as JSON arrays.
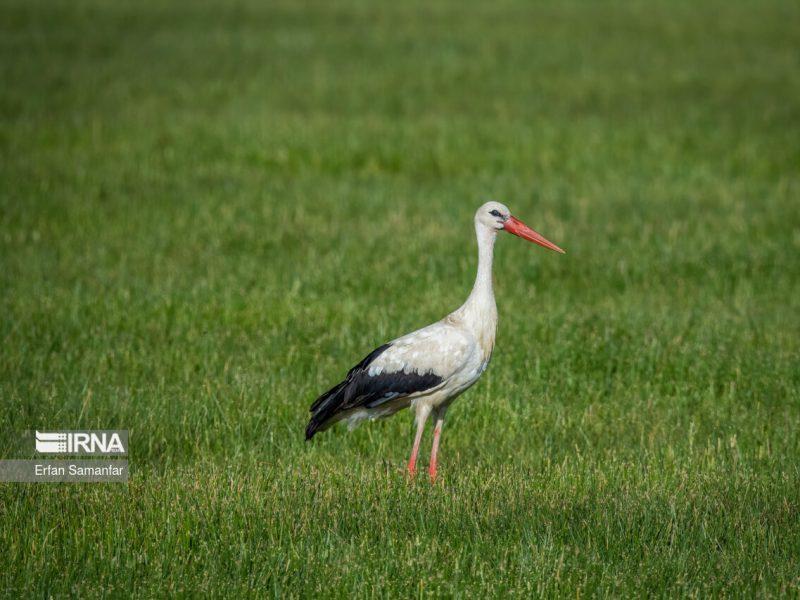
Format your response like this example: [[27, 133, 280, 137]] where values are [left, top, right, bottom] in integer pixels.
[[428, 408, 447, 483], [407, 404, 431, 478]]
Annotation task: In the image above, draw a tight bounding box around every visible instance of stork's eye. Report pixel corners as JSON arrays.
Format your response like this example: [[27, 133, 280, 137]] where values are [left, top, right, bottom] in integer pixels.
[[489, 209, 502, 217]]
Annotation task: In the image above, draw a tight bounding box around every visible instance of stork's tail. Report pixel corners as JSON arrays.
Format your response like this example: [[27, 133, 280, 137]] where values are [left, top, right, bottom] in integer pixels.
[[306, 343, 393, 440], [305, 381, 347, 440]]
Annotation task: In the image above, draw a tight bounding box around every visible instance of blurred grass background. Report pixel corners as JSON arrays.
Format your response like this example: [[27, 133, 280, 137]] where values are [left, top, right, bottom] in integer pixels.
[[1, 0, 799, 595]]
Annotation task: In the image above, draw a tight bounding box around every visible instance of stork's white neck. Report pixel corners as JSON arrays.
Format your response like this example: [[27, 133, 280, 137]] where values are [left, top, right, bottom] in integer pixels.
[[460, 222, 497, 320], [446, 219, 498, 358]]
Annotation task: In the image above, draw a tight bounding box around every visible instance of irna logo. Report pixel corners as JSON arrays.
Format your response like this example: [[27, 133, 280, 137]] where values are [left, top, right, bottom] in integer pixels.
[[35, 430, 127, 455]]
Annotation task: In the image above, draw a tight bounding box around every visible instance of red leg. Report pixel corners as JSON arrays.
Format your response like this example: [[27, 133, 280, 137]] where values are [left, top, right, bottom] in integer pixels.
[[407, 406, 430, 478], [428, 415, 445, 482]]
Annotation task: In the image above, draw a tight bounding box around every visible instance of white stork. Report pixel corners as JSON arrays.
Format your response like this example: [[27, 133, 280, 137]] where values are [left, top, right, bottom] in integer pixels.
[[306, 201, 564, 481]]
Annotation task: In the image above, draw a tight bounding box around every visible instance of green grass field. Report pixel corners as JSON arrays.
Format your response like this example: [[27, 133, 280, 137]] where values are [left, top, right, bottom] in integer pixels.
[[2, 0, 799, 595]]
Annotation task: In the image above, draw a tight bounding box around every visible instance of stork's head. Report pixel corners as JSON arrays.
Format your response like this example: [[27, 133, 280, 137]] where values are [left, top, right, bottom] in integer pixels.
[[476, 201, 565, 254]]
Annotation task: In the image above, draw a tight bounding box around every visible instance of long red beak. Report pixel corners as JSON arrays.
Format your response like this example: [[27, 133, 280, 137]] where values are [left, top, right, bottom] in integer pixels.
[[503, 216, 565, 254]]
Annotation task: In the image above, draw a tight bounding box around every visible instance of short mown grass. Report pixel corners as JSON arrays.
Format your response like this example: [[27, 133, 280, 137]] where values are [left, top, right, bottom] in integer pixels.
[[1, 0, 799, 596]]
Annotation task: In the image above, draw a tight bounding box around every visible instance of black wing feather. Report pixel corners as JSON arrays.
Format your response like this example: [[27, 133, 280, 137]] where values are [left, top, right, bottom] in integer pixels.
[[305, 343, 443, 440]]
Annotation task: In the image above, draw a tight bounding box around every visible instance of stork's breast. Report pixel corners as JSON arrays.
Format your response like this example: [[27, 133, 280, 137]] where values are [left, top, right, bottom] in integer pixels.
[[474, 319, 496, 364]]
